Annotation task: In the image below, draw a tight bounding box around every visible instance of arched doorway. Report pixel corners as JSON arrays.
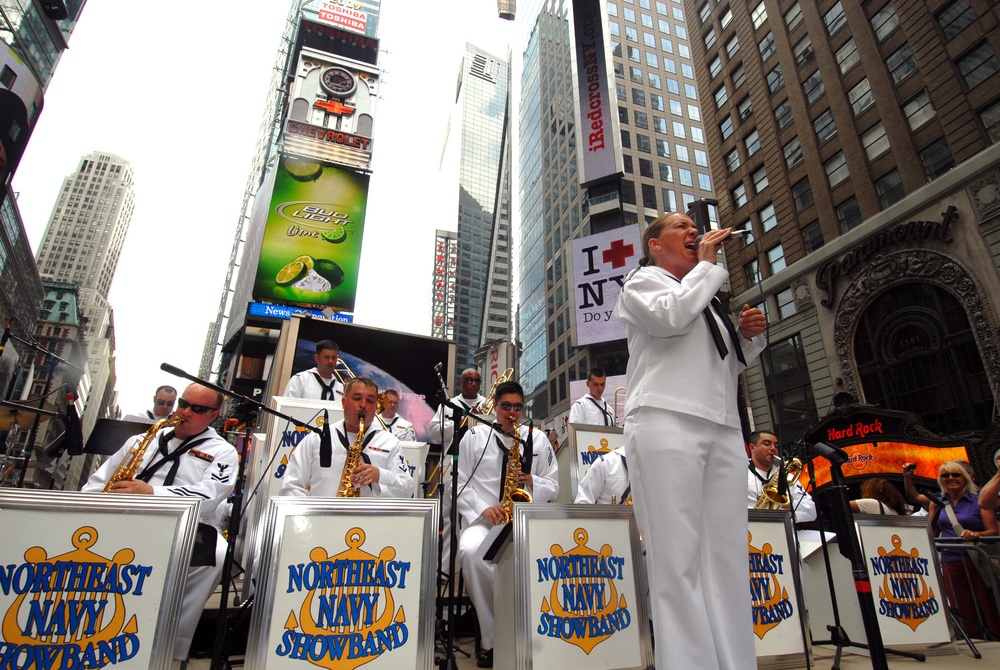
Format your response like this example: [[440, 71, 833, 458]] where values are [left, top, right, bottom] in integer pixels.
[[854, 282, 992, 435]]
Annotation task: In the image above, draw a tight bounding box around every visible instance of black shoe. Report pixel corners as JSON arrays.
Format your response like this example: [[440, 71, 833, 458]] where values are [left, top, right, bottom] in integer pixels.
[[476, 648, 493, 668]]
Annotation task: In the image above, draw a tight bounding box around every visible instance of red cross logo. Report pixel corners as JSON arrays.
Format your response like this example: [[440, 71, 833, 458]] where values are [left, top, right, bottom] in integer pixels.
[[602, 239, 635, 269]]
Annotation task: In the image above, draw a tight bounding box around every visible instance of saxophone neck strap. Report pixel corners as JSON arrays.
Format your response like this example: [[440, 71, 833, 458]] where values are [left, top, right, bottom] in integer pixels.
[[336, 427, 376, 462], [136, 430, 213, 485]]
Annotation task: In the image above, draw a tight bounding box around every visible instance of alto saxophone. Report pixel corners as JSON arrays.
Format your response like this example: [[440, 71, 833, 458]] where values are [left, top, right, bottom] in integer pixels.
[[338, 412, 366, 497], [499, 422, 532, 524], [754, 457, 803, 509], [104, 415, 184, 491]]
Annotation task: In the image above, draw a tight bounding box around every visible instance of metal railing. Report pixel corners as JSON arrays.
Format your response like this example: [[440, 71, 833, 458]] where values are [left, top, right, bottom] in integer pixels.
[[934, 537, 1000, 649]]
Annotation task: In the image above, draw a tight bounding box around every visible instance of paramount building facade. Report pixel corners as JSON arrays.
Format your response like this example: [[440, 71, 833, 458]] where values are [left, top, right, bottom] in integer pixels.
[[689, 0, 1000, 464]]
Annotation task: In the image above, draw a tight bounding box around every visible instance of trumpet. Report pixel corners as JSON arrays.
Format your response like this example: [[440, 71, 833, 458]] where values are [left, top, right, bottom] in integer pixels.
[[613, 386, 626, 427]]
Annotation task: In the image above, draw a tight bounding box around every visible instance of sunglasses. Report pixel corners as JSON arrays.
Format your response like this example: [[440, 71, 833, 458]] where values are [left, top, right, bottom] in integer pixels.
[[177, 398, 219, 414], [154, 399, 174, 406], [498, 402, 524, 412], [462, 377, 482, 384], [940, 472, 965, 479]]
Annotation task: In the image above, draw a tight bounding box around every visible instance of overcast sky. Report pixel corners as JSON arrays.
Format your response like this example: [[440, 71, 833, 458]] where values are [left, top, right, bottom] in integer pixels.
[[13, 0, 514, 414]]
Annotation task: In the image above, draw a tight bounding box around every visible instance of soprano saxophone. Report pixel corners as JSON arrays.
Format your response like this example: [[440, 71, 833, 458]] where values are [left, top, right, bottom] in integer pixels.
[[103, 415, 184, 491], [499, 422, 532, 524], [338, 412, 366, 497]]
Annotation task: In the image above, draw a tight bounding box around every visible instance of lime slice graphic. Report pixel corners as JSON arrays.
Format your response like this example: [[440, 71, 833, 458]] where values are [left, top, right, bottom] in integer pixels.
[[322, 227, 348, 244], [291, 255, 315, 271], [275, 260, 308, 285], [285, 159, 323, 182]]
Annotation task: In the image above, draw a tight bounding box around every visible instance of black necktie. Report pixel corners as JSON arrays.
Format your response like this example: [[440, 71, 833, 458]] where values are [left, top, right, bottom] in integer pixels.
[[587, 397, 612, 426], [704, 298, 746, 365], [312, 372, 335, 400]]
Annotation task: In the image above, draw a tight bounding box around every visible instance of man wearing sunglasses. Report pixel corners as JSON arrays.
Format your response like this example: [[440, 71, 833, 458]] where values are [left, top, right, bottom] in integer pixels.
[[83, 383, 238, 661], [122, 384, 176, 424], [455, 381, 559, 668], [280, 376, 413, 498]]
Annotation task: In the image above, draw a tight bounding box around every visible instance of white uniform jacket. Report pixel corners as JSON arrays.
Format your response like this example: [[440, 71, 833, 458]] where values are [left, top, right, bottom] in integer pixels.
[[284, 367, 344, 401], [614, 261, 766, 428], [429, 393, 484, 447], [747, 462, 817, 523], [456, 424, 559, 526], [379, 413, 416, 442], [575, 447, 631, 504], [83, 427, 237, 532], [569, 394, 615, 427], [280, 420, 413, 498]]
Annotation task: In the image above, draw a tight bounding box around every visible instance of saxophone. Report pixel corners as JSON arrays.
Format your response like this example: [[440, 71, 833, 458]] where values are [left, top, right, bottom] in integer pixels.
[[499, 422, 533, 524], [104, 415, 184, 491], [338, 412, 366, 497], [754, 457, 803, 509]]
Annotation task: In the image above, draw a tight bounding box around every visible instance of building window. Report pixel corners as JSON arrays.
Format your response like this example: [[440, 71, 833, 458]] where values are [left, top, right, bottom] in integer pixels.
[[767, 244, 787, 274], [887, 44, 918, 84], [751, 2, 768, 30], [720, 6, 733, 29], [648, 72, 662, 89], [637, 133, 652, 153], [639, 158, 654, 178], [621, 130, 631, 148], [737, 96, 752, 121], [620, 107, 630, 125], [709, 55, 722, 78], [862, 122, 890, 160], [792, 178, 814, 210], [774, 99, 793, 130], [745, 259, 761, 287], [617, 83, 628, 100], [785, 2, 803, 32], [694, 149, 708, 166], [704, 27, 717, 50], [759, 203, 777, 232], [626, 25, 639, 41], [720, 116, 734, 140], [836, 38, 860, 74], [632, 88, 646, 106], [752, 165, 769, 193], [698, 2, 710, 23], [698, 173, 712, 190], [784, 137, 803, 168], [715, 84, 729, 108], [646, 52, 660, 69], [937, 0, 977, 40], [776, 287, 797, 319], [725, 148, 740, 173], [684, 83, 698, 99], [630, 66, 643, 83], [903, 90, 935, 130], [662, 188, 677, 210], [745, 128, 760, 156], [794, 35, 814, 66], [825, 151, 849, 187], [665, 58, 677, 73], [642, 183, 657, 209], [813, 109, 837, 143], [672, 121, 686, 138], [676, 142, 689, 163], [635, 110, 649, 128], [871, 3, 900, 42], [691, 127, 705, 143], [836, 196, 863, 232], [767, 64, 784, 93], [848, 79, 875, 116], [957, 42, 1000, 89], [732, 63, 747, 89], [653, 115, 667, 133], [802, 69, 825, 105], [679, 168, 693, 187], [732, 183, 748, 209], [656, 139, 670, 156], [671, 99, 683, 115], [688, 105, 701, 122], [759, 32, 776, 61], [658, 163, 674, 181], [981, 99, 1000, 142], [920, 137, 955, 178], [726, 36, 740, 59], [623, 155, 634, 173], [876, 169, 907, 208], [802, 220, 824, 252], [651, 94, 664, 111], [628, 45, 641, 62], [824, 2, 847, 36]]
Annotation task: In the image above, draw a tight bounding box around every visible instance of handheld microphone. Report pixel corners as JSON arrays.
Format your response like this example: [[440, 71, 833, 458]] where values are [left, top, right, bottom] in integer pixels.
[[319, 409, 332, 468], [694, 229, 748, 246], [434, 362, 443, 372]]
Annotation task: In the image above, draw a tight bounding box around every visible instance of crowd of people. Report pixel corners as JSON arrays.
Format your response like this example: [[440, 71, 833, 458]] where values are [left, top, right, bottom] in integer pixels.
[[77, 212, 1000, 668]]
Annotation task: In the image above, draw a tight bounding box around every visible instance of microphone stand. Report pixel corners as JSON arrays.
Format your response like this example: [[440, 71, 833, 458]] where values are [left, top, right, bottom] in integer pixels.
[[159, 363, 327, 670]]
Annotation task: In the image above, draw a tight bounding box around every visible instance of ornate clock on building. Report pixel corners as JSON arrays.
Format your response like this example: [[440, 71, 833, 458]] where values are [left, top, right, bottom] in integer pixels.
[[320, 66, 356, 97]]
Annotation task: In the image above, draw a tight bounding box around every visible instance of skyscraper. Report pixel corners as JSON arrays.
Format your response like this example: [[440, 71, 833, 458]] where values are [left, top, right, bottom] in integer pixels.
[[691, 1, 1000, 446], [516, 0, 717, 417], [448, 43, 513, 378], [34, 151, 135, 428]]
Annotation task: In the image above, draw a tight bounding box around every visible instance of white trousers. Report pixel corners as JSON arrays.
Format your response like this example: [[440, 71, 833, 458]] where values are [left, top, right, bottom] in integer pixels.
[[458, 522, 495, 649], [173, 532, 227, 660], [625, 408, 757, 670]]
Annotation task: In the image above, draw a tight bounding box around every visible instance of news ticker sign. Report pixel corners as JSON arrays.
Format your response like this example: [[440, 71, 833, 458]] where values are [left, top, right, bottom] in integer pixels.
[[571, 0, 622, 186], [571, 224, 639, 346], [295, 18, 379, 66]]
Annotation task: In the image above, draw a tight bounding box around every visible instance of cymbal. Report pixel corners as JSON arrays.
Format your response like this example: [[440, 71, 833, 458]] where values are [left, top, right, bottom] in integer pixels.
[[0, 406, 50, 431]]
